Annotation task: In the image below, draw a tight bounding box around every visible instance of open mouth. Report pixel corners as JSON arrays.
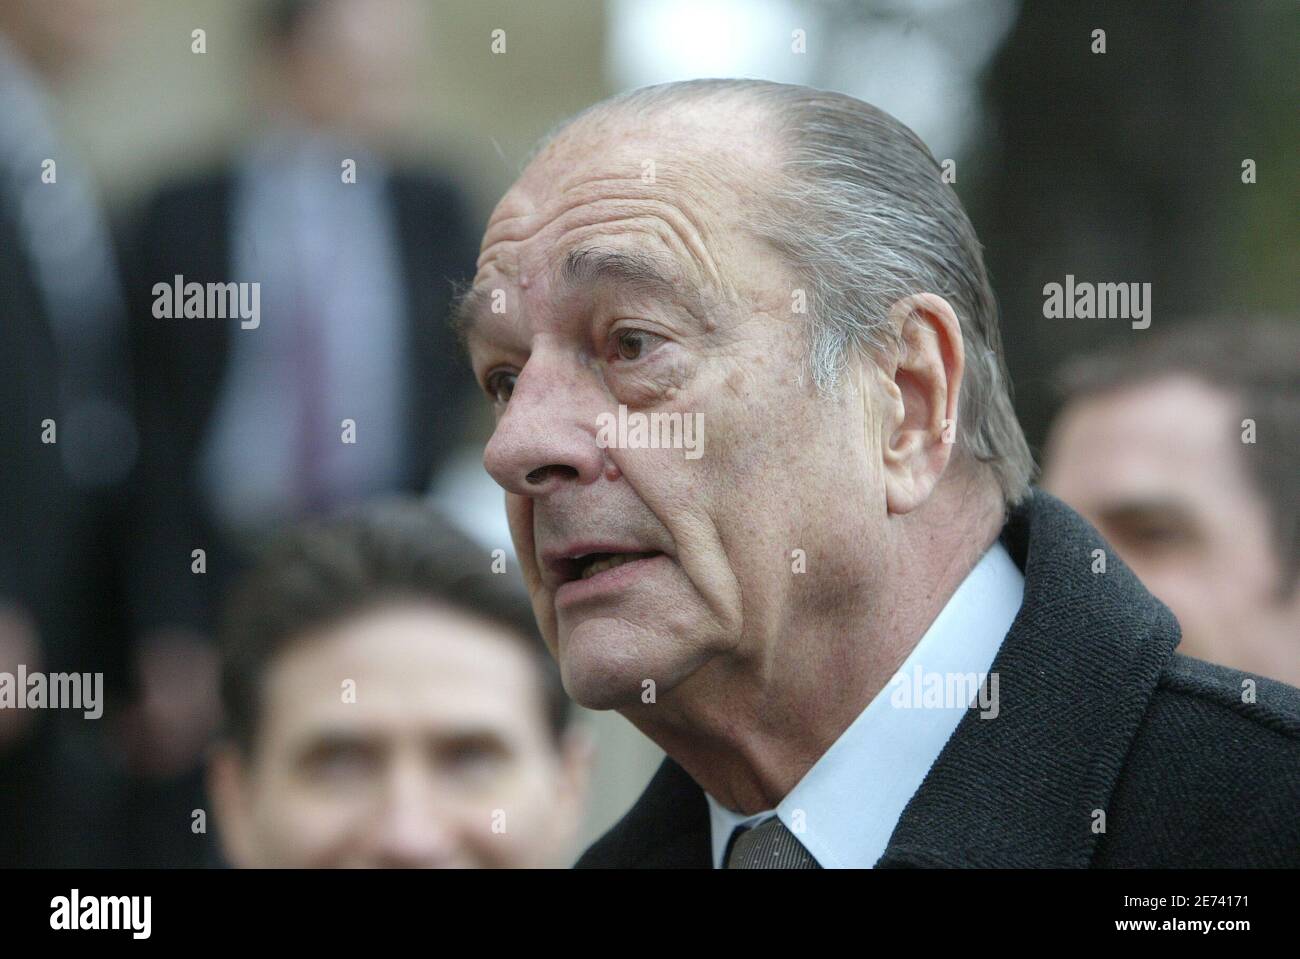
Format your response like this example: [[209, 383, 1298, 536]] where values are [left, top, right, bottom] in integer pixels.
[[562, 551, 662, 583]]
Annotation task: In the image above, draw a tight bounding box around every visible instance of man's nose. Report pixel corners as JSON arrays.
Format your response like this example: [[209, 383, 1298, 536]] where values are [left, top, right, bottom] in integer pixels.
[[483, 355, 606, 497], [369, 766, 458, 868]]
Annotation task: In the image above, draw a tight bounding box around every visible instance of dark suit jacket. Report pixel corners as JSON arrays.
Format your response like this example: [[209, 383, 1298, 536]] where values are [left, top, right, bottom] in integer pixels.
[[0, 166, 136, 684], [576, 490, 1300, 868], [121, 166, 479, 632], [1, 150, 137, 867]]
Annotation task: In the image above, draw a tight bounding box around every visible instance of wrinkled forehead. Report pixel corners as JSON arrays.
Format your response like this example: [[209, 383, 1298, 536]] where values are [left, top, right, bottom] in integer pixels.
[[477, 102, 781, 288]]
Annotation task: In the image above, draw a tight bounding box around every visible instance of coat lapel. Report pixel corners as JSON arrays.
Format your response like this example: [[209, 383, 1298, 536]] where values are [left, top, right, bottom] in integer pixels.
[[876, 490, 1182, 867]]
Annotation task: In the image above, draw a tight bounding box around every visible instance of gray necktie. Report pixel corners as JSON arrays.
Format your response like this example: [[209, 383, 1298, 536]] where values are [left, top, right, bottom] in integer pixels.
[[726, 817, 822, 869]]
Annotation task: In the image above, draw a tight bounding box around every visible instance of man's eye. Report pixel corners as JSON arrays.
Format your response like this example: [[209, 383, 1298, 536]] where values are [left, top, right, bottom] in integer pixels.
[[485, 370, 517, 404], [302, 745, 379, 782], [1124, 524, 1187, 549], [613, 328, 664, 362]]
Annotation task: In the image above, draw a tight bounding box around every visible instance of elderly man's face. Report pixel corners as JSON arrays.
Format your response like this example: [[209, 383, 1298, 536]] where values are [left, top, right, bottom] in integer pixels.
[[464, 107, 884, 709]]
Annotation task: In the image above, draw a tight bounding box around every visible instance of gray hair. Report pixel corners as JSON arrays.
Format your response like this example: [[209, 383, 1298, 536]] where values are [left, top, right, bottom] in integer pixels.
[[538, 79, 1034, 506]]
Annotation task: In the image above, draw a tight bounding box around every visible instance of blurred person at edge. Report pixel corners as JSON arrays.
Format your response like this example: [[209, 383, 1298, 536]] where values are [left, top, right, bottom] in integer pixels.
[[120, 0, 478, 832], [1043, 319, 1300, 689], [0, 0, 141, 867], [208, 501, 591, 868]]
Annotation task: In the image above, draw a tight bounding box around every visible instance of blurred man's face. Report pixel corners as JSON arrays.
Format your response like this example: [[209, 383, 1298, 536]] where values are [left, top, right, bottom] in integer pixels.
[[464, 105, 887, 710], [278, 0, 425, 138], [212, 602, 585, 868], [1044, 374, 1300, 685], [1, 0, 130, 77]]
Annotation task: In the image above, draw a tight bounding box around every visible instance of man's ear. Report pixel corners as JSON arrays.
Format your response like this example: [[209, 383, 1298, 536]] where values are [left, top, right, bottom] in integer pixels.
[[877, 293, 964, 514], [207, 742, 258, 868]]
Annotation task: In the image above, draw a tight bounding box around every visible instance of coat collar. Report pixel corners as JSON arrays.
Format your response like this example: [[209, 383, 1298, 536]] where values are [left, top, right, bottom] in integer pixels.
[[589, 490, 1181, 868], [875, 488, 1181, 867]]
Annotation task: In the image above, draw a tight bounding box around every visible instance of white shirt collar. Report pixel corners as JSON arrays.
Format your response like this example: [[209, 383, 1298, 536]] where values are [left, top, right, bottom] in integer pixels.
[[706, 539, 1024, 868]]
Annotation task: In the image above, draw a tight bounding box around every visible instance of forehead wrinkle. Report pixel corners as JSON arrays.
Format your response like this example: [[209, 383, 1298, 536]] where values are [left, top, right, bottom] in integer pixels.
[[560, 245, 685, 297], [553, 214, 735, 326], [554, 242, 719, 332], [471, 211, 724, 346], [544, 210, 735, 329], [544, 172, 731, 296], [465, 158, 749, 348], [454, 283, 542, 366], [455, 229, 531, 351], [478, 208, 545, 268]]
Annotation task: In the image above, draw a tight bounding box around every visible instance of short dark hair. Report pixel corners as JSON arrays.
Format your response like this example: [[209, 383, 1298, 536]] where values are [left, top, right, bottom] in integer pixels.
[[1054, 317, 1299, 593], [219, 498, 570, 753]]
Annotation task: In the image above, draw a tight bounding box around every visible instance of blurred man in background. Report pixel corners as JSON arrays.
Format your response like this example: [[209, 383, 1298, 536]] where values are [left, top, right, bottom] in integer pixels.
[[120, 0, 479, 861], [0, 0, 139, 867], [125, 0, 478, 630], [209, 500, 590, 868], [1043, 319, 1299, 688]]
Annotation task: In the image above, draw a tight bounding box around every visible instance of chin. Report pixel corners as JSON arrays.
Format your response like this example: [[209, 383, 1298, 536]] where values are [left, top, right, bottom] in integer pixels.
[[557, 614, 707, 711], [559, 643, 649, 710]]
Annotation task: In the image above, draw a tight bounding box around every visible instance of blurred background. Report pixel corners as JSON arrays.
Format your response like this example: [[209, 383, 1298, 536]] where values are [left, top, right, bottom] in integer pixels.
[[0, 0, 1295, 867]]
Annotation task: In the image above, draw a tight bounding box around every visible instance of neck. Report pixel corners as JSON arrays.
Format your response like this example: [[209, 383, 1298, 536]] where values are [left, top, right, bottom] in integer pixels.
[[624, 475, 1005, 814]]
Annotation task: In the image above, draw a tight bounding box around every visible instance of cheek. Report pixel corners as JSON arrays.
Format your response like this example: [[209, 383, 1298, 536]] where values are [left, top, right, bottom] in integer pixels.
[[257, 783, 363, 866], [464, 763, 560, 866], [506, 496, 540, 579], [508, 496, 559, 650], [608, 346, 698, 406]]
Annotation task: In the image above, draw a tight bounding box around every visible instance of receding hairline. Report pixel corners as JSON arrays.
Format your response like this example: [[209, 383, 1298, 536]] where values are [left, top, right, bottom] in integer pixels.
[[524, 80, 791, 177], [452, 89, 789, 350]]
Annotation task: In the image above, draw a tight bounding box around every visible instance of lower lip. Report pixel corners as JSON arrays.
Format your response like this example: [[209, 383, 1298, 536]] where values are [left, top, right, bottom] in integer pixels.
[[555, 554, 669, 609]]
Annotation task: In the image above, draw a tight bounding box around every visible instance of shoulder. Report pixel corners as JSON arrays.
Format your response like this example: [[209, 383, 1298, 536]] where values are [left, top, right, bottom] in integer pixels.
[[1156, 653, 1300, 739], [1099, 654, 1300, 866]]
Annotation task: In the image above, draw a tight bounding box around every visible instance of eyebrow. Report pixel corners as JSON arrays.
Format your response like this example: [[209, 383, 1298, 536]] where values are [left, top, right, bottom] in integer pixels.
[[452, 245, 703, 349], [559, 246, 689, 300], [291, 730, 381, 765], [1095, 498, 1197, 528], [290, 725, 510, 762], [450, 276, 491, 348]]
